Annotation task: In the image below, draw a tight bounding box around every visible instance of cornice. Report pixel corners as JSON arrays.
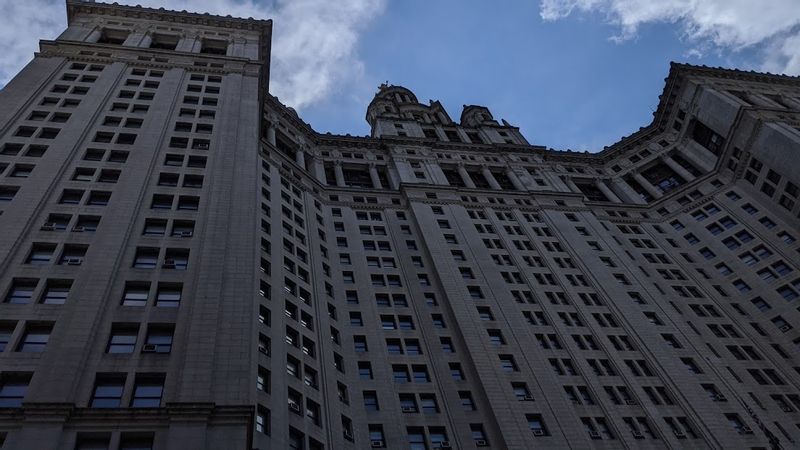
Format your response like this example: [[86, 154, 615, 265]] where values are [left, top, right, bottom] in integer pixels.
[[262, 136, 742, 222], [7, 402, 254, 425], [265, 64, 798, 176], [38, 41, 260, 76], [66, 0, 272, 32], [672, 62, 800, 87]]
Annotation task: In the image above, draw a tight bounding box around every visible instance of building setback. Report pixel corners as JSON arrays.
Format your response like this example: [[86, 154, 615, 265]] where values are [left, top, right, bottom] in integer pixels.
[[0, 1, 799, 449]]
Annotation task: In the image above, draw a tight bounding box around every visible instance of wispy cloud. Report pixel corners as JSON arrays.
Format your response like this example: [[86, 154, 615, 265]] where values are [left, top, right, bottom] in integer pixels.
[[0, 0, 386, 110], [539, 0, 800, 75]]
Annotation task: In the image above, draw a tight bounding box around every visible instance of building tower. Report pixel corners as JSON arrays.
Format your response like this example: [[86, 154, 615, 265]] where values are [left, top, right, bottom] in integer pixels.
[[0, 1, 270, 448], [2, 1, 800, 450]]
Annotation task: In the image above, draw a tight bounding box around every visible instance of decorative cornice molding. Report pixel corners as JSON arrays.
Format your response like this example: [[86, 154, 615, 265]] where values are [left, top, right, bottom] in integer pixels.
[[66, 1, 272, 32], [5, 402, 253, 426], [37, 42, 259, 76]]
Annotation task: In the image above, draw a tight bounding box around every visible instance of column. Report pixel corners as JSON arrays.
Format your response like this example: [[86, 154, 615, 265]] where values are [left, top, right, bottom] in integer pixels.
[[541, 170, 570, 192], [676, 146, 713, 173], [425, 161, 449, 186], [369, 164, 383, 190], [633, 173, 663, 199], [387, 167, 401, 190], [505, 168, 525, 191], [295, 149, 306, 168], [595, 179, 622, 203], [181, 33, 202, 53], [266, 115, 277, 147], [334, 161, 346, 187], [138, 32, 153, 48], [661, 155, 695, 182], [563, 176, 581, 194], [86, 27, 102, 43], [457, 164, 476, 189], [481, 166, 501, 190], [610, 178, 647, 205], [311, 157, 326, 185], [230, 37, 246, 58], [176, 33, 197, 53]]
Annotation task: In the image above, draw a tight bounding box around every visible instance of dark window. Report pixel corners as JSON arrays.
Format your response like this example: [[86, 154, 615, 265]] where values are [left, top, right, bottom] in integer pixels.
[[690, 119, 724, 154], [107, 325, 138, 353], [5, 279, 37, 304], [200, 39, 228, 55], [17, 324, 52, 352], [40, 279, 71, 305], [97, 28, 129, 45], [0, 374, 31, 407], [133, 248, 159, 269], [144, 325, 173, 353], [91, 375, 125, 408], [131, 375, 164, 407]]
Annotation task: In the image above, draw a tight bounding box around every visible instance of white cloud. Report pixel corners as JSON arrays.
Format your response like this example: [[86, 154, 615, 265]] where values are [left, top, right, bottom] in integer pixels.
[[539, 0, 800, 75], [0, 0, 386, 110]]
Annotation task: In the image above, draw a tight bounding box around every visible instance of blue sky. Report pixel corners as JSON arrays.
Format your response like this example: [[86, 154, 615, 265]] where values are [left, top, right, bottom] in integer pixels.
[[299, 0, 763, 151], [1, 0, 798, 152]]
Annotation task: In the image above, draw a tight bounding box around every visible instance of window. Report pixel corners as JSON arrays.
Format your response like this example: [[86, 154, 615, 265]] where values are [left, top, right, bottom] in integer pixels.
[[150, 33, 179, 50], [353, 335, 368, 353], [156, 284, 181, 307], [393, 365, 411, 383], [91, 375, 125, 408], [450, 363, 465, 380], [471, 424, 489, 446], [133, 247, 159, 268], [177, 196, 199, 210], [59, 244, 87, 265], [75, 216, 100, 233], [107, 324, 138, 353], [131, 375, 164, 407], [513, 382, 532, 401], [143, 219, 167, 236], [0, 185, 20, 202], [97, 28, 129, 45], [200, 38, 228, 55], [5, 279, 37, 304], [527, 414, 548, 436], [17, 324, 52, 352], [10, 164, 34, 178], [122, 282, 149, 306], [144, 326, 173, 353], [257, 367, 270, 393], [0, 323, 15, 352], [27, 243, 56, 264], [420, 394, 439, 413], [151, 194, 173, 209], [119, 435, 154, 450], [75, 434, 111, 450], [363, 391, 379, 411], [163, 248, 189, 270], [441, 337, 454, 353], [369, 425, 386, 448], [460, 391, 476, 410], [59, 189, 83, 204], [499, 355, 519, 372], [87, 191, 111, 206], [408, 428, 427, 450], [0, 374, 30, 407], [358, 362, 373, 380], [256, 406, 270, 435], [412, 365, 430, 383], [158, 172, 179, 186]]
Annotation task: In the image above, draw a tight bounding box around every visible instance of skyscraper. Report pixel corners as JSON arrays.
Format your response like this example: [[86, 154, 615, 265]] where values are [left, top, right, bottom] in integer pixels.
[[0, 1, 799, 449]]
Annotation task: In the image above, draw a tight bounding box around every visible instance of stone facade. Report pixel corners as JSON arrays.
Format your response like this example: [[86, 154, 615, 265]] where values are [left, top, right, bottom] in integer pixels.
[[1, 1, 800, 450]]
